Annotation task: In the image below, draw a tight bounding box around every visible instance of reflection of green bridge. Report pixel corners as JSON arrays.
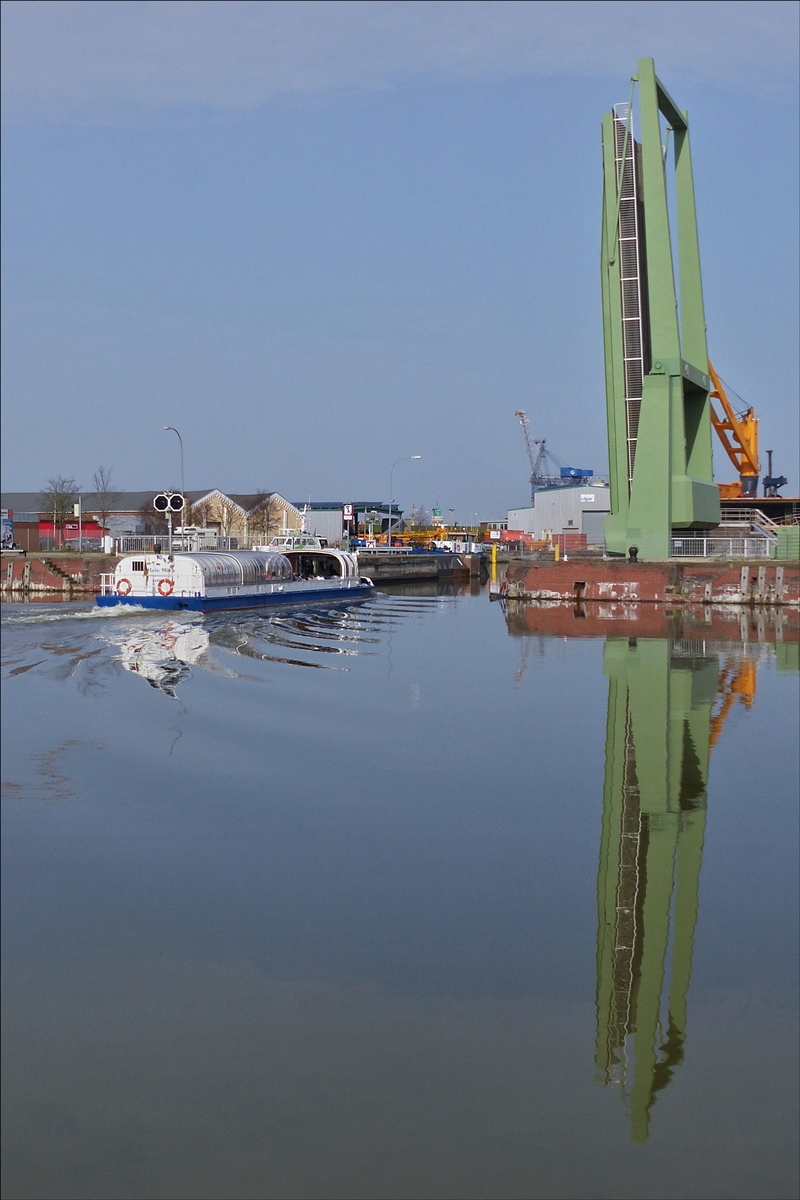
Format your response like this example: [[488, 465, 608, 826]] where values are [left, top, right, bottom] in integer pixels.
[[596, 639, 717, 1141]]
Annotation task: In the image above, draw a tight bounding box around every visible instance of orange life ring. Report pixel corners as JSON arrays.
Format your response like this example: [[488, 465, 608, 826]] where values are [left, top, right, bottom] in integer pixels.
[[116, 578, 132, 596], [158, 578, 174, 596]]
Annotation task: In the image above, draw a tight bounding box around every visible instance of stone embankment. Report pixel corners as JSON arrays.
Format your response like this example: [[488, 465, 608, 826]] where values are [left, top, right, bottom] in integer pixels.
[[1, 553, 117, 595], [357, 552, 482, 583]]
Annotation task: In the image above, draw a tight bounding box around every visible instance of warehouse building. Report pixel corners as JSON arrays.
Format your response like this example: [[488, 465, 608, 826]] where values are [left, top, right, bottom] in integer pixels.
[[509, 484, 611, 547]]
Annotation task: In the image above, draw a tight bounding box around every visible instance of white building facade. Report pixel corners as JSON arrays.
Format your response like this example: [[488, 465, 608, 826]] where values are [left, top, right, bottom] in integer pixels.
[[508, 485, 611, 546]]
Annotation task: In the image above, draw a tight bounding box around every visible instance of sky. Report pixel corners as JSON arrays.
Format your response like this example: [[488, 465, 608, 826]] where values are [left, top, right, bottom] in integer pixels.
[[1, 0, 798, 518]]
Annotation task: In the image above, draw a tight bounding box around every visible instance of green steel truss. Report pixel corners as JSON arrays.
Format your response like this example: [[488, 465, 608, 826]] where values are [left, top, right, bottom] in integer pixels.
[[602, 58, 720, 558], [596, 638, 716, 1141]]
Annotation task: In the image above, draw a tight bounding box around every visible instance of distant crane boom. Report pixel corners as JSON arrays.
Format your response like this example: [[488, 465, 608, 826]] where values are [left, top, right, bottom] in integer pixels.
[[515, 410, 536, 476], [515, 409, 549, 502]]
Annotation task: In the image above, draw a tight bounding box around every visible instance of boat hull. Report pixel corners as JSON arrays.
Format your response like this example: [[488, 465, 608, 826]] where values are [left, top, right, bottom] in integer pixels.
[[97, 581, 374, 612]]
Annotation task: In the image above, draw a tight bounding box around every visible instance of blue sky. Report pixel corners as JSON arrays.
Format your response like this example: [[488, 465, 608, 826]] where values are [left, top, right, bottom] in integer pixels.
[[1, 1, 798, 517]]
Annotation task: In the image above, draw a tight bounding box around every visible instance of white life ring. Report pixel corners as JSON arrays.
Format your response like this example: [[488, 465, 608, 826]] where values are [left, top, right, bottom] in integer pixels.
[[158, 578, 174, 596], [116, 578, 132, 595]]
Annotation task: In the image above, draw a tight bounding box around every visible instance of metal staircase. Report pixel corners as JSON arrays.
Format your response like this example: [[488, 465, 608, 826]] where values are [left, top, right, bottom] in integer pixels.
[[613, 104, 649, 491]]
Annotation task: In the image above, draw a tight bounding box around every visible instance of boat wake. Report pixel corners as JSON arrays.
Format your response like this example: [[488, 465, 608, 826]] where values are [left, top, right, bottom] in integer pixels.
[[2, 594, 455, 696]]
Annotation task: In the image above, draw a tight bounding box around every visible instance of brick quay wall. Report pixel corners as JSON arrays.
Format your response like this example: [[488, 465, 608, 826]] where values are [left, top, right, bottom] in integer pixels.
[[499, 558, 800, 606], [1, 553, 118, 595]]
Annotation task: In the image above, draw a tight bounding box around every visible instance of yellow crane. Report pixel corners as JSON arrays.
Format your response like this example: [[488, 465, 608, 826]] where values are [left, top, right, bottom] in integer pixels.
[[708, 361, 759, 499]]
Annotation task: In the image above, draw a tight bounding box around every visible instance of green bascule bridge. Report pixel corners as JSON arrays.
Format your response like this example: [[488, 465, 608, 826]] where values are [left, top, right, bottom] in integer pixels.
[[602, 58, 721, 559]]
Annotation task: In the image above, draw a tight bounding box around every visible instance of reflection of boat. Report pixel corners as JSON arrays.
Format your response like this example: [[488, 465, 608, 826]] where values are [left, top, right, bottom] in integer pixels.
[[98, 549, 374, 611], [106, 621, 210, 695]]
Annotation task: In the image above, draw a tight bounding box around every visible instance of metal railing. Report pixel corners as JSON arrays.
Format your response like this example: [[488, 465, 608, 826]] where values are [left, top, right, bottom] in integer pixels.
[[355, 546, 441, 557], [115, 535, 239, 553], [355, 545, 484, 556], [38, 536, 102, 552], [721, 507, 781, 529], [671, 537, 772, 558]]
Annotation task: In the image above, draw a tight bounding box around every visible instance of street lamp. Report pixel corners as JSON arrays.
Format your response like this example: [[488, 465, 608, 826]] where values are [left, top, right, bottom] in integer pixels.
[[163, 426, 185, 503], [388, 455, 421, 547], [164, 426, 185, 539]]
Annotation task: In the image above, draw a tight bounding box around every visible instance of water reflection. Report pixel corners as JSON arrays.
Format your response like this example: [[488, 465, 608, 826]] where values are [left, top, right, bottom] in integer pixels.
[[2, 590, 797, 1198], [503, 600, 798, 1143], [597, 637, 715, 1142], [94, 595, 453, 694], [102, 620, 210, 697]]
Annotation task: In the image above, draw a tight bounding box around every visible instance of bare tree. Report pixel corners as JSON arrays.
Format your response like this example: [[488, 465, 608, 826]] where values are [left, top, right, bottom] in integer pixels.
[[39, 476, 79, 549], [248, 491, 274, 545], [185, 499, 214, 529], [138, 501, 169, 536], [409, 504, 431, 527], [92, 466, 121, 540]]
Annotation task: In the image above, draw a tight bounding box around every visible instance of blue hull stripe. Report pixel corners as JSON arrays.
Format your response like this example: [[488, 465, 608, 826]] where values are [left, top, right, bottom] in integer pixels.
[[96, 585, 373, 612]]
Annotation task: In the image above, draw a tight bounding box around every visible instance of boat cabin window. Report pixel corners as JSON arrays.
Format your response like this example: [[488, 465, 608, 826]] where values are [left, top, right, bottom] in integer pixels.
[[292, 553, 342, 579], [131, 561, 146, 572]]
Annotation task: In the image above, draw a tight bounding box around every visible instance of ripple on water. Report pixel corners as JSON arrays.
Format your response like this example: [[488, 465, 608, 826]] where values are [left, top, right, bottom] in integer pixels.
[[2, 593, 453, 694]]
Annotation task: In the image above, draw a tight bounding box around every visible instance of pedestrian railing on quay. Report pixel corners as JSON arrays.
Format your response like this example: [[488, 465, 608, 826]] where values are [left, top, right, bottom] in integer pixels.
[[38, 538, 103, 552], [354, 546, 486, 556], [115, 535, 240, 554], [355, 547, 424, 557], [670, 536, 773, 559]]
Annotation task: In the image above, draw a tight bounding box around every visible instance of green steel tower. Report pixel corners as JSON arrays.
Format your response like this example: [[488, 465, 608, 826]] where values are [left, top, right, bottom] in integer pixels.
[[602, 58, 720, 558]]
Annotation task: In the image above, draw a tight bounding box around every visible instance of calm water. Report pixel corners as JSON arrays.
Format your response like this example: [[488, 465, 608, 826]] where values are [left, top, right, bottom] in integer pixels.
[[2, 588, 798, 1200]]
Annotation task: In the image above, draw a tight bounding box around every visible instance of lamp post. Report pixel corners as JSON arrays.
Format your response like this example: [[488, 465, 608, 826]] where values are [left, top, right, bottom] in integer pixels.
[[73, 497, 82, 552], [388, 455, 421, 547], [164, 426, 185, 544], [163, 426, 185, 505]]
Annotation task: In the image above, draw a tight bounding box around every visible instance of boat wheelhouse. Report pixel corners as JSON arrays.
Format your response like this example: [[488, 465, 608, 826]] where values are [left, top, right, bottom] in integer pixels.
[[257, 534, 329, 551], [98, 549, 373, 611]]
